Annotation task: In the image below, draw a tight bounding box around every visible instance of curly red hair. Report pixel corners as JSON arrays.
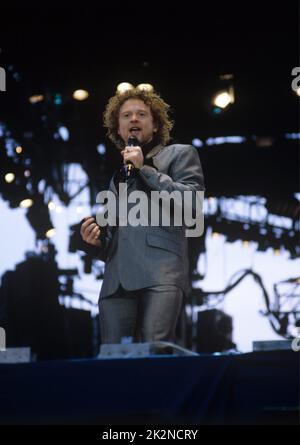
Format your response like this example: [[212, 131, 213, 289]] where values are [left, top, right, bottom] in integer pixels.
[[103, 87, 174, 148]]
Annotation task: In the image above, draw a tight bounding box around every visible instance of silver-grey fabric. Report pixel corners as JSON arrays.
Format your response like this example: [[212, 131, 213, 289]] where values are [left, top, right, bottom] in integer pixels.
[[97, 143, 205, 299], [99, 285, 183, 343]]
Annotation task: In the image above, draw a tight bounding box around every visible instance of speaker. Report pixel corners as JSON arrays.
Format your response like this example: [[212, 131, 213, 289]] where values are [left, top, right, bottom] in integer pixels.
[[196, 309, 236, 353]]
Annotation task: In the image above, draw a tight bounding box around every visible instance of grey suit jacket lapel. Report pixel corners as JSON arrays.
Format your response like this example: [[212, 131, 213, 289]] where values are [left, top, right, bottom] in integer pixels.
[[145, 143, 164, 163]]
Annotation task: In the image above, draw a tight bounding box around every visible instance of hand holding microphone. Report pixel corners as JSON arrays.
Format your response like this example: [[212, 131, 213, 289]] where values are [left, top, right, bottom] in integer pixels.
[[121, 136, 144, 177]]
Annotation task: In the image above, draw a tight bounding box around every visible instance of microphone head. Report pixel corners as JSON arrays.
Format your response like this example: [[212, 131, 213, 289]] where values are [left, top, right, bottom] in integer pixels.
[[127, 136, 139, 146]]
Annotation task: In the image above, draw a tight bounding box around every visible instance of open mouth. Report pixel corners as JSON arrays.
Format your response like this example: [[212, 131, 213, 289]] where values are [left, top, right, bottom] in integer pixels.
[[129, 127, 141, 135]]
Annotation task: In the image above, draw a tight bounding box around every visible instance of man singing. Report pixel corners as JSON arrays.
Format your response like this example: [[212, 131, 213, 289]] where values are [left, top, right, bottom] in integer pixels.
[[80, 86, 205, 344]]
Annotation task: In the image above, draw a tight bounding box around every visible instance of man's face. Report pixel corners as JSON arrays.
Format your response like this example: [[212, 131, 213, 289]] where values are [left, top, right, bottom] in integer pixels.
[[118, 99, 158, 146]]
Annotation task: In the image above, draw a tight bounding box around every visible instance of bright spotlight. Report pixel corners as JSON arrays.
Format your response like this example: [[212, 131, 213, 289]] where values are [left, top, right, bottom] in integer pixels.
[[116, 82, 134, 94], [213, 91, 232, 109], [20, 198, 33, 208], [58, 126, 70, 141], [73, 89, 89, 101], [48, 201, 56, 210], [212, 82, 235, 109], [29, 94, 44, 104], [15, 146, 23, 154], [137, 83, 154, 92], [5, 173, 15, 183], [97, 143, 106, 155], [46, 228, 56, 238], [192, 138, 203, 148]]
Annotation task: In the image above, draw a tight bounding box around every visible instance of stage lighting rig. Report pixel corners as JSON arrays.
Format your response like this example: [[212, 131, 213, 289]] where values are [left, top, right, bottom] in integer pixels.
[[26, 195, 54, 240]]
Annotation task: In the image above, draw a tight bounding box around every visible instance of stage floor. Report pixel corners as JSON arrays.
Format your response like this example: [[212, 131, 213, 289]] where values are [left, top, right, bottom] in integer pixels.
[[0, 350, 298, 425]]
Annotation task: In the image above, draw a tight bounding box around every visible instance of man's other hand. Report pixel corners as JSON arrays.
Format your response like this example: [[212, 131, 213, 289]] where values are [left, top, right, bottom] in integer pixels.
[[80, 217, 102, 247]]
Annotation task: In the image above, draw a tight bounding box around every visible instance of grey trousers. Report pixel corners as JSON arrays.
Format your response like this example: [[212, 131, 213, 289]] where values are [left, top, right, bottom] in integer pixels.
[[99, 285, 183, 344]]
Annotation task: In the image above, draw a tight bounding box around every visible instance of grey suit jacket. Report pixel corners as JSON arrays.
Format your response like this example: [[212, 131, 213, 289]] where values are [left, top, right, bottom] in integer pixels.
[[95, 143, 205, 299]]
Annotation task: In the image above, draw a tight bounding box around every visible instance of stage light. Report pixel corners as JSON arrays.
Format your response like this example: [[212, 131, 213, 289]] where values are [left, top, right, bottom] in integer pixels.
[[4, 173, 15, 183], [192, 138, 204, 148], [58, 126, 69, 141], [20, 198, 33, 208], [206, 136, 246, 146], [285, 133, 300, 140], [24, 170, 31, 177], [73, 89, 89, 101], [1, 180, 33, 209], [213, 91, 232, 109], [48, 201, 56, 210], [116, 82, 134, 94], [136, 83, 154, 92], [97, 143, 106, 155], [26, 199, 54, 240], [46, 228, 56, 238], [212, 75, 235, 110], [15, 146, 23, 154], [29, 94, 44, 104]]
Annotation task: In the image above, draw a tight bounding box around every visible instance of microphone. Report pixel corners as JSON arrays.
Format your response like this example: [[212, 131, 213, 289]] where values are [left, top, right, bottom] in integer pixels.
[[125, 136, 139, 178]]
